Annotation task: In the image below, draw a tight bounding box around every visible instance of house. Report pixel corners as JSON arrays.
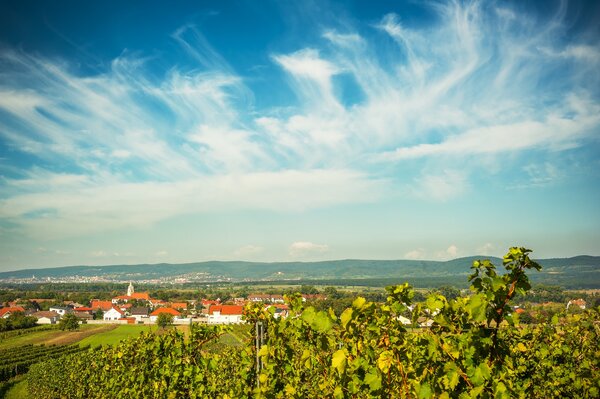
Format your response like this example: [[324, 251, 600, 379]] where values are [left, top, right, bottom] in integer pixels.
[[149, 307, 181, 323], [0, 306, 26, 318], [91, 300, 114, 311], [232, 298, 247, 306], [119, 303, 133, 312], [207, 305, 244, 324], [302, 294, 327, 302], [73, 311, 93, 321], [265, 304, 289, 319], [248, 294, 284, 304], [567, 299, 586, 310], [73, 306, 94, 315], [201, 300, 220, 314], [130, 307, 150, 322], [149, 299, 167, 308], [49, 306, 71, 316], [248, 294, 271, 302], [103, 306, 125, 321], [64, 301, 84, 308], [32, 311, 60, 324], [170, 302, 188, 311]]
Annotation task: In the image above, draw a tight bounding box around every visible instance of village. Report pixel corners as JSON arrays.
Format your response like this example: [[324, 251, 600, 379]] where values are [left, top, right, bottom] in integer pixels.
[[1, 281, 591, 330], [0, 283, 329, 326]]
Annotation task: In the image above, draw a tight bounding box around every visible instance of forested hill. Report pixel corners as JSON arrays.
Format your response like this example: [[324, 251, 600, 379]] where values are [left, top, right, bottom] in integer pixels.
[[1, 255, 599, 288]]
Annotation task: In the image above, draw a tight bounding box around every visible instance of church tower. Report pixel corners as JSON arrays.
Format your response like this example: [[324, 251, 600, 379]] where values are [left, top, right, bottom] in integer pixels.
[[127, 282, 134, 297]]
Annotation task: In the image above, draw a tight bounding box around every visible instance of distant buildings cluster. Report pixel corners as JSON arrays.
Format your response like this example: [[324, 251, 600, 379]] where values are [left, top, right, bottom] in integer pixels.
[[1, 282, 329, 325]]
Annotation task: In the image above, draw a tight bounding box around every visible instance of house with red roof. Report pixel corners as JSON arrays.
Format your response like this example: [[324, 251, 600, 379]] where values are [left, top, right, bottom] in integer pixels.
[[207, 305, 244, 324], [0, 306, 25, 318], [103, 306, 125, 321], [567, 299, 586, 310], [170, 302, 188, 310], [73, 307, 94, 315], [91, 300, 114, 311], [149, 299, 167, 308], [149, 307, 181, 323]]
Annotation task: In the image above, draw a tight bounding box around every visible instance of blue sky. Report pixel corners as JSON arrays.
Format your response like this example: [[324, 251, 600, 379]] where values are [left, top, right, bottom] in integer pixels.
[[0, 0, 599, 271]]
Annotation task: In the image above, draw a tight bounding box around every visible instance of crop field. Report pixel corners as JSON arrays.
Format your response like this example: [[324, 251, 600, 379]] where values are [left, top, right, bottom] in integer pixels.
[[0, 324, 116, 350], [77, 324, 156, 347]]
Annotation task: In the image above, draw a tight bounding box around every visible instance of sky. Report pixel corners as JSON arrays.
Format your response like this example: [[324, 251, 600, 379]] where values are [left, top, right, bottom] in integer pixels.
[[0, 0, 599, 271]]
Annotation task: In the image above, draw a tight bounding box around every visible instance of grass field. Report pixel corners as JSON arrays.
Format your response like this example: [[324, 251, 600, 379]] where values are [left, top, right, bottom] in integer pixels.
[[77, 324, 157, 347], [0, 324, 116, 350]]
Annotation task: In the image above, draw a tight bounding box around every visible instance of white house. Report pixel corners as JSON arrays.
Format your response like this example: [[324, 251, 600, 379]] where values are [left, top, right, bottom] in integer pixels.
[[207, 305, 244, 324], [103, 306, 125, 321], [149, 308, 181, 323], [130, 307, 150, 322], [32, 311, 60, 324], [49, 306, 71, 316]]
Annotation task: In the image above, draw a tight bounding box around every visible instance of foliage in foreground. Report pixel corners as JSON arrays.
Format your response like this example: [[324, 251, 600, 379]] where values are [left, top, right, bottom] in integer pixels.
[[27, 247, 599, 398]]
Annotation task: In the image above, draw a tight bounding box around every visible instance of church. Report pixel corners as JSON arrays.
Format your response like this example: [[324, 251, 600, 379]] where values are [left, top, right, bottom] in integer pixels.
[[111, 282, 151, 304]]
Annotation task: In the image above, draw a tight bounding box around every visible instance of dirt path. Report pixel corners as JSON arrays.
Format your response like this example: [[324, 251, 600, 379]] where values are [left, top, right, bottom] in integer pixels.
[[44, 324, 118, 346]]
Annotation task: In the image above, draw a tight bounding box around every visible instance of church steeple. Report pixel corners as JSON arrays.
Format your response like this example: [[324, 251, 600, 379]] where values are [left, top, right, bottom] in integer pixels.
[[127, 282, 134, 297]]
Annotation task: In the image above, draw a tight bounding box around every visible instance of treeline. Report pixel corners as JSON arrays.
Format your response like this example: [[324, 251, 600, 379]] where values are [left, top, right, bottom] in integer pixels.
[[0, 311, 37, 332], [26, 248, 599, 398]]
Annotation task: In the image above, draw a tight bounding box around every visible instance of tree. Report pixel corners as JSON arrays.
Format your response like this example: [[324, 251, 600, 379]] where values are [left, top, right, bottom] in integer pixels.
[[157, 313, 173, 329], [7, 311, 37, 329], [436, 285, 461, 300], [93, 309, 104, 320], [300, 285, 319, 295], [59, 313, 80, 331]]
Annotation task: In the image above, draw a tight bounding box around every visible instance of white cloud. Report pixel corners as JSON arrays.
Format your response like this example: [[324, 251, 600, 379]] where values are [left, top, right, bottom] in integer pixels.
[[155, 250, 168, 257], [404, 249, 425, 260], [446, 245, 458, 258], [0, 1, 598, 245], [383, 107, 600, 161], [289, 241, 329, 258], [433, 245, 460, 260], [0, 169, 383, 238], [188, 124, 266, 172], [477, 243, 495, 256], [413, 170, 468, 202], [274, 49, 340, 85], [273, 49, 343, 113]]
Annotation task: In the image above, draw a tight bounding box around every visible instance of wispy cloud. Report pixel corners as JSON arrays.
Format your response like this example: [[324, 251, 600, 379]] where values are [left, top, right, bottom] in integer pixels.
[[404, 248, 425, 260], [0, 1, 598, 243], [289, 241, 329, 258]]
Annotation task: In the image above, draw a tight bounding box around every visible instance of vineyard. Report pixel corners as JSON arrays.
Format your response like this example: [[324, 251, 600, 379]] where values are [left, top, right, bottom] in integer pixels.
[[0, 324, 59, 342], [0, 343, 89, 397], [22, 248, 600, 398]]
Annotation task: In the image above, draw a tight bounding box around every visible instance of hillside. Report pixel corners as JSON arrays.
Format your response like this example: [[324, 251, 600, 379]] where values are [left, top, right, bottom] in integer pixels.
[[1, 255, 599, 288]]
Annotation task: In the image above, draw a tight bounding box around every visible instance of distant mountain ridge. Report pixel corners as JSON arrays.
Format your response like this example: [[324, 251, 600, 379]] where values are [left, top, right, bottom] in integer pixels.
[[1, 255, 598, 288]]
